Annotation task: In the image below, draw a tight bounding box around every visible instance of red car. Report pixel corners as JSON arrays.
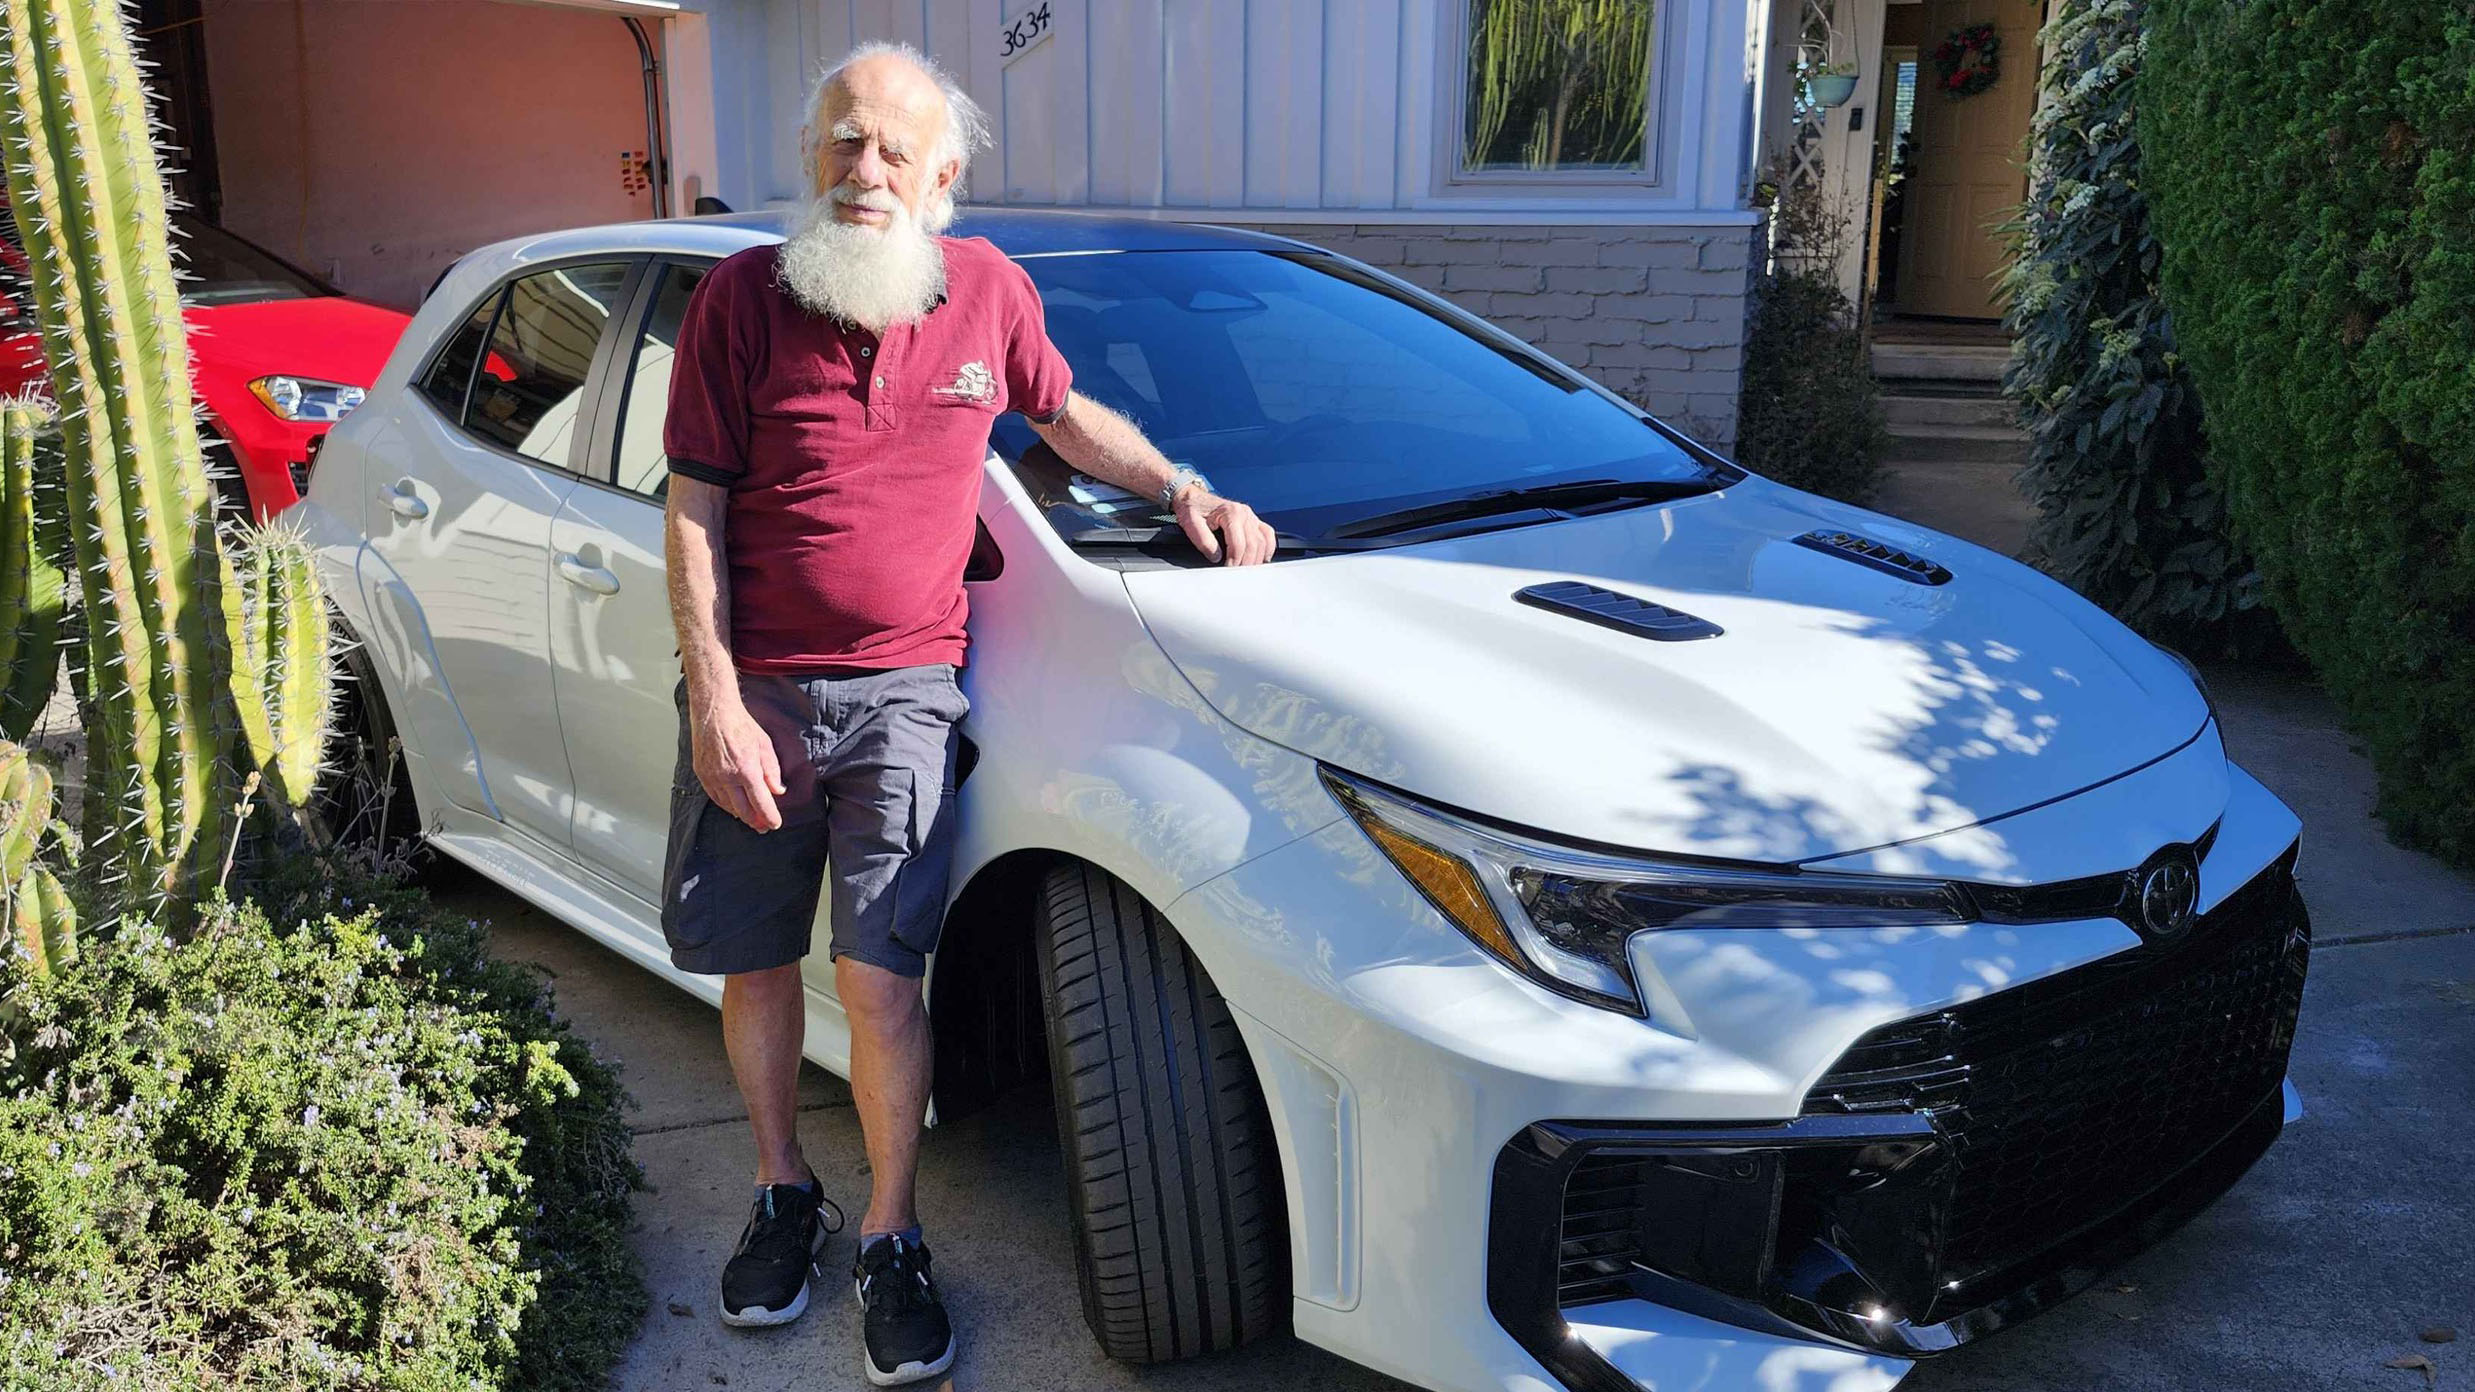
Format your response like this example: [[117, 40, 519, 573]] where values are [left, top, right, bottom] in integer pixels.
[[0, 206, 411, 520]]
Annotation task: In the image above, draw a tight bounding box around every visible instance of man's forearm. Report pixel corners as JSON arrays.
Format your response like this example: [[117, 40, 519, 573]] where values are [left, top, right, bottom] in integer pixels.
[[1034, 392, 1182, 502], [665, 477, 741, 714]]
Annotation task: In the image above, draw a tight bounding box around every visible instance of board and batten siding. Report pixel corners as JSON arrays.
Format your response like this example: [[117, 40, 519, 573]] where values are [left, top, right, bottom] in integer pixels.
[[717, 0, 1762, 445]]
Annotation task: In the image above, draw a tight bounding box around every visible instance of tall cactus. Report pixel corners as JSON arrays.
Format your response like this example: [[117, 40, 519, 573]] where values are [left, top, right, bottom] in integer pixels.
[[1, 396, 65, 741], [1, 738, 73, 973], [0, 0, 329, 918], [228, 523, 332, 815]]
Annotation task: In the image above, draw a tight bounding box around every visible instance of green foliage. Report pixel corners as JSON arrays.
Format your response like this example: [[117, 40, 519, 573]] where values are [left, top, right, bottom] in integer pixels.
[[0, 739, 72, 974], [227, 524, 334, 816], [0, 0, 333, 916], [0, 861, 645, 1390], [2142, 2, 2475, 866], [1463, 0, 1654, 170], [2000, 0, 2266, 654], [1735, 168, 1888, 503]]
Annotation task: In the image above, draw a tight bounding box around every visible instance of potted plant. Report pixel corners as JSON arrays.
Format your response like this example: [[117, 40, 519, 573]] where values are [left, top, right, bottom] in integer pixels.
[[1806, 61, 1862, 108]]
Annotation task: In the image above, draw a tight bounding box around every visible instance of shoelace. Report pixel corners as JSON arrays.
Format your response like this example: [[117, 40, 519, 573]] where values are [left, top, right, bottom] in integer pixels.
[[858, 1238, 936, 1314], [741, 1186, 844, 1266]]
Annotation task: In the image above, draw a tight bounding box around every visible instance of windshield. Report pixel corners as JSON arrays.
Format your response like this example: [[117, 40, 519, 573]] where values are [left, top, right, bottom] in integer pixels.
[[992, 250, 1727, 549], [0, 203, 332, 319]]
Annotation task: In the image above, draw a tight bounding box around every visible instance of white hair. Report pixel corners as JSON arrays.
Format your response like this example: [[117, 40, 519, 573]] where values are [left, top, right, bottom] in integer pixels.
[[799, 41, 990, 233]]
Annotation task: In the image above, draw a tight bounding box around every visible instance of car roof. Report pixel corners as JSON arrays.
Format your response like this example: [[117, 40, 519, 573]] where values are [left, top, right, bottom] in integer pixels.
[[491, 205, 1314, 268]]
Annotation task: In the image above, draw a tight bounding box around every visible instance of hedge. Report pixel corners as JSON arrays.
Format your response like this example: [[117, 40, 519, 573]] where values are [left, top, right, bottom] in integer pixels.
[[2142, 2, 2475, 865], [0, 862, 645, 1390], [2001, 0, 2265, 653]]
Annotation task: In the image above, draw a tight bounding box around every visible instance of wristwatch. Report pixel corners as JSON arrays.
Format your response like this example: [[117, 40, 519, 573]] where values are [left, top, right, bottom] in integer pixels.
[[1158, 465, 1210, 510]]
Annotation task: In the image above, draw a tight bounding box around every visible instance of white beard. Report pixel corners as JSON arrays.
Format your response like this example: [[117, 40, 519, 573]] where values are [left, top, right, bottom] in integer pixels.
[[774, 185, 947, 332]]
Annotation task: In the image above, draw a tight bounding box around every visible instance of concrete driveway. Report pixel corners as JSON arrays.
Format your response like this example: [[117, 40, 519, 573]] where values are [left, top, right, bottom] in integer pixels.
[[449, 664, 2474, 1392]]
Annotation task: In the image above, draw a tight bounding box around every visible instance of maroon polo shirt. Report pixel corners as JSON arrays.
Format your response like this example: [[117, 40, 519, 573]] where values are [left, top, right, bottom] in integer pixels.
[[662, 235, 1072, 673]]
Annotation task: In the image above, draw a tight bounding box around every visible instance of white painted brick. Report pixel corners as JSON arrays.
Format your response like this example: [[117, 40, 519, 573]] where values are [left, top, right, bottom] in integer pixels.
[[1544, 265, 1650, 295], [1445, 264, 1545, 293]]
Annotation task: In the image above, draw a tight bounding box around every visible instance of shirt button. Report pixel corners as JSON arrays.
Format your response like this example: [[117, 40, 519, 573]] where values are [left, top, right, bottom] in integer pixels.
[[875, 376, 886, 388], [860, 346, 873, 357]]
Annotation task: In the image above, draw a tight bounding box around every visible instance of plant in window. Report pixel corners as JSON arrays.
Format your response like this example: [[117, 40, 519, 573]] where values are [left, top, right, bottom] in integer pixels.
[[1464, 0, 1656, 172]]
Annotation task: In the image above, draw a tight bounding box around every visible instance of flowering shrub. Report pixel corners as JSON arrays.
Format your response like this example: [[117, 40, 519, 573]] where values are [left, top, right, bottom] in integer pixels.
[[0, 865, 643, 1390]]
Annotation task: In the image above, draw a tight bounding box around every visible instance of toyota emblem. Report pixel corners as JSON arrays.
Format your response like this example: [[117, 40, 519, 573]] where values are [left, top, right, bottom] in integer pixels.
[[2136, 854, 2199, 938]]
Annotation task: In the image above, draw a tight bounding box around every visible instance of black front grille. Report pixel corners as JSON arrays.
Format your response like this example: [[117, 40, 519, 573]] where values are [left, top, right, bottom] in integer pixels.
[[1802, 847, 2307, 1303]]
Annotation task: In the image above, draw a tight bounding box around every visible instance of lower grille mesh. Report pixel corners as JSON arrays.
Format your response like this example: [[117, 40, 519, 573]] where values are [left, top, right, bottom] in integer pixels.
[[1802, 849, 2307, 1298]]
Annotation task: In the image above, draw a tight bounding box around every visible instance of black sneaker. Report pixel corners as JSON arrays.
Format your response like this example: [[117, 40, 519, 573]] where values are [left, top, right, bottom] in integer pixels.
[[852, 1233, 956, 1385], [718, 1180, 843, 1327]]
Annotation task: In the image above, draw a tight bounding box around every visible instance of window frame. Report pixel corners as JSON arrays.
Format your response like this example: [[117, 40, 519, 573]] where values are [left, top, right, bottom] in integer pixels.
[[408, 253, 650, 482], [1438, 0, 1683, 196], [579, 254, 719, 507]]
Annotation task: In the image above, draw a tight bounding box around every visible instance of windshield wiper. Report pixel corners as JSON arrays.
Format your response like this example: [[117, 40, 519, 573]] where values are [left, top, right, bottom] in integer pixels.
[[1324, 476, 1722, 541]]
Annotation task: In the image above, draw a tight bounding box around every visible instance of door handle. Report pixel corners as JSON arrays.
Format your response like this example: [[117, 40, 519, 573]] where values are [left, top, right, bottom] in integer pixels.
[[556, 553, 620, 596], [383, 480, 429, 520]]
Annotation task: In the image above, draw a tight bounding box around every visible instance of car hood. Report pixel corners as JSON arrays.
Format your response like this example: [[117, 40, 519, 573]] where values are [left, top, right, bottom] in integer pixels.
[[1120, 478, 2210, 866], [183, 296, 413, 386]]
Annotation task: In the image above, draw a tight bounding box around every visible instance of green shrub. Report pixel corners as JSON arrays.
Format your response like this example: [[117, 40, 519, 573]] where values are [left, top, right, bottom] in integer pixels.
[[0, 864, 643, 1390], [2001, 0, 2267, 653], [1734, 168, 1888, 502], [2143, 3, 2475, 865]]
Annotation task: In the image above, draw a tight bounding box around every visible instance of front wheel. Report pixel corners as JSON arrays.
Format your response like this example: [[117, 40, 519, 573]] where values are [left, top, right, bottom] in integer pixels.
[[1033, 862, 1286, 1363]]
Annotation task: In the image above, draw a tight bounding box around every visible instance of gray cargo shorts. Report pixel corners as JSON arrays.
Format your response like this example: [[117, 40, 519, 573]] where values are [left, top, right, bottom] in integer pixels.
[[660, 663, 969, 978]]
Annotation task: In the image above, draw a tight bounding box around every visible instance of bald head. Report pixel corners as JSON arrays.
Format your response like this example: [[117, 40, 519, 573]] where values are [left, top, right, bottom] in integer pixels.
[[800, 42, 989, 234]]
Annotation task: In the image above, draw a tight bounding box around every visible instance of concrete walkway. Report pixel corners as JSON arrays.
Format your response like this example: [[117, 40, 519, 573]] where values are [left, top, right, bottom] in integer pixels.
[[450, 663, 2475, 1392]]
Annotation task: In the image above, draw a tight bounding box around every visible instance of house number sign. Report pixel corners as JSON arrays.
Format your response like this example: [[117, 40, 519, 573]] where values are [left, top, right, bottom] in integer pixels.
[[999, 2, 1055, 64]]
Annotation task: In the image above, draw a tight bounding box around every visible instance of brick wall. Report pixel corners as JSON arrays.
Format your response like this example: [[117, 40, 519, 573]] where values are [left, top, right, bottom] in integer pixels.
[[1239, 223, 1758, 450]]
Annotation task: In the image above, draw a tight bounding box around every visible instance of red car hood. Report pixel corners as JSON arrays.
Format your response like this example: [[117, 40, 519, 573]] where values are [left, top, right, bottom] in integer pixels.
[[183, 296, 411, 386]]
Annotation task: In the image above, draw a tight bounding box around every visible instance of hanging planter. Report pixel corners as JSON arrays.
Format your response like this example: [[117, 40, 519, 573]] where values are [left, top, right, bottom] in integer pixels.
[[1807, 68, 1862, 108], [1933, 23, 2001, 98]]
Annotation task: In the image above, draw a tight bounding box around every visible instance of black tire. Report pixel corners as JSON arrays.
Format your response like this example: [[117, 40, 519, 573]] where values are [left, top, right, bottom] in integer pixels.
[[306, 637, 421, 860], [1034, 862, 1286, 1363]]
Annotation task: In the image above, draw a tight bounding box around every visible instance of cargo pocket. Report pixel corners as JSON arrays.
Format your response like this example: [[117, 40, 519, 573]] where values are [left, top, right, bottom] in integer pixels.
[[888, 763, 959, 959], [658, 777, 725, 954]]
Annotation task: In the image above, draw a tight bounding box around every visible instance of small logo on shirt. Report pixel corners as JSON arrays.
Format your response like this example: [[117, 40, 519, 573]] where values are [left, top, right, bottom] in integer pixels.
[[932, 360, 999, 406]]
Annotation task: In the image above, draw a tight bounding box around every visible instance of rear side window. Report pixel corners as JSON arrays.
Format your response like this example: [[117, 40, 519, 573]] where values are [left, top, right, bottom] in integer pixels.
[[460, 262, 632, 466], [607, 261, 707, 498], [418, 292, 497, 420]]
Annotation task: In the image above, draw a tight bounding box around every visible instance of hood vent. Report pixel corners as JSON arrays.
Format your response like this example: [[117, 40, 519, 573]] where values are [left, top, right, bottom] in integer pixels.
[[1515, 580, 1722, 642], [1795, 529, 1953, 586]]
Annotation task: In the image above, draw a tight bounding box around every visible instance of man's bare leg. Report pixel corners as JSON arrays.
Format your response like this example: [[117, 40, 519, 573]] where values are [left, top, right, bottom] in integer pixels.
[[836, 956, 932, 1235], [723, 963, 815, 1186]]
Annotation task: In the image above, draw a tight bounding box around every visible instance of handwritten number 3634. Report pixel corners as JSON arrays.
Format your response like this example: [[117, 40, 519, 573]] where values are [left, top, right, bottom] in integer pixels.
[[1001, 4, 1052, 58]]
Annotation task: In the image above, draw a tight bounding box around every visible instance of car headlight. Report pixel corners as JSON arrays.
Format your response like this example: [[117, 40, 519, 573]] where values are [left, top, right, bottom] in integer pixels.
[[1322, 767, 1970, 1015], [248, 375, 367, 423]]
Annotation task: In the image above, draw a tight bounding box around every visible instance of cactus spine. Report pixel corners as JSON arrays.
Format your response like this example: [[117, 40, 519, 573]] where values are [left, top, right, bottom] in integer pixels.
[[0, 0, 329, 918], [228, 523, 331, 814], [1, 738, 73, 973], [1, 397, 64, 741]]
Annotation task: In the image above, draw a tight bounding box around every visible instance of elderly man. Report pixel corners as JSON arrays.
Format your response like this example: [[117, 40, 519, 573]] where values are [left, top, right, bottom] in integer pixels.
[[658, 41, 1275, 1387]]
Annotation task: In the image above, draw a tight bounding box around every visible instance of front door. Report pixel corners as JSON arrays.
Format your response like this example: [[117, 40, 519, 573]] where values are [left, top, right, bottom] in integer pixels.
[[1892, 0, 2044, 318]]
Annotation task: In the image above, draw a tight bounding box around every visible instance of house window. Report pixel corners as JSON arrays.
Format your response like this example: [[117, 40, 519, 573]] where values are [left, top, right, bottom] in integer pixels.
[[1459, 0, 1659, 177]]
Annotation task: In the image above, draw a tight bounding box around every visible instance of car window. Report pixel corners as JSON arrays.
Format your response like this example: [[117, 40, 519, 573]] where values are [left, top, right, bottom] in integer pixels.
[[418, 292, 499, 422], [996, 250, 1719, 544], [607, 261, 706, 499], [463, 262, 632, 467]]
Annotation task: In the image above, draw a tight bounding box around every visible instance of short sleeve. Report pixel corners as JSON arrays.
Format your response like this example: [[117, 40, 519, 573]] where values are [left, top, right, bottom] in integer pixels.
[[1000, 261, 1074, 426], [662, 254, 756, 485]]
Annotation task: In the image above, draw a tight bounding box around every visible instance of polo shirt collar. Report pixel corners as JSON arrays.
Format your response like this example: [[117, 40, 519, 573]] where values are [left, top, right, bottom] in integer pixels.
[[825, 286, 950, 335]]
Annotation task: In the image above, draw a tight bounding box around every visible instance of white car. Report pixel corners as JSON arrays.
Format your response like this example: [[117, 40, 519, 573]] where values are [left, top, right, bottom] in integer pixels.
[[298, 208, 2310, 1392]]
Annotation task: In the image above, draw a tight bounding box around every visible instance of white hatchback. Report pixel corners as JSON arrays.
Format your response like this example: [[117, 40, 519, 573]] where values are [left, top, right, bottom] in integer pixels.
[[298, 208, 2309, 1392]]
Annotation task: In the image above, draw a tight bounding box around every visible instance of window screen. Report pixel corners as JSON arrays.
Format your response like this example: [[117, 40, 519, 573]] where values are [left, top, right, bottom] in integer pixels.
[[464, 262, 631, 466]]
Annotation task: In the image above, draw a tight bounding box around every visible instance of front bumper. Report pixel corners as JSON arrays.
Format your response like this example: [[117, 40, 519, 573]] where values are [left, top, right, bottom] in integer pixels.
[[1171, 747, 2306, 1392], [1489, 851, 2307, 1388]]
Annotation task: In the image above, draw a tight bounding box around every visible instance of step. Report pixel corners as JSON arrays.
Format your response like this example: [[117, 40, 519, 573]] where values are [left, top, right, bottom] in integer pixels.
[[1870, 453, 2036, 558], [1880, 427, 2030, 466], [1881, 394, 2016, 430], [1871, 341, 2009, 383]]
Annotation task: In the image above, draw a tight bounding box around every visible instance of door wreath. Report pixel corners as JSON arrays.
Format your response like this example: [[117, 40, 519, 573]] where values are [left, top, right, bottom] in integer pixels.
[[1933, 23, 2000, 97]]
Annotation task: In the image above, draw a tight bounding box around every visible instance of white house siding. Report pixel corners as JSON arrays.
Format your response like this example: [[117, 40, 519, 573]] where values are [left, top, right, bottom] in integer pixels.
[[675, 0, 1764, 444]]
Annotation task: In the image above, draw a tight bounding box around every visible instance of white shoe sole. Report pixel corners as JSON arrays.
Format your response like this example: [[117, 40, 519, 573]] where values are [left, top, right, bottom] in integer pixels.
[[853, 1279, 957, 1386]]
